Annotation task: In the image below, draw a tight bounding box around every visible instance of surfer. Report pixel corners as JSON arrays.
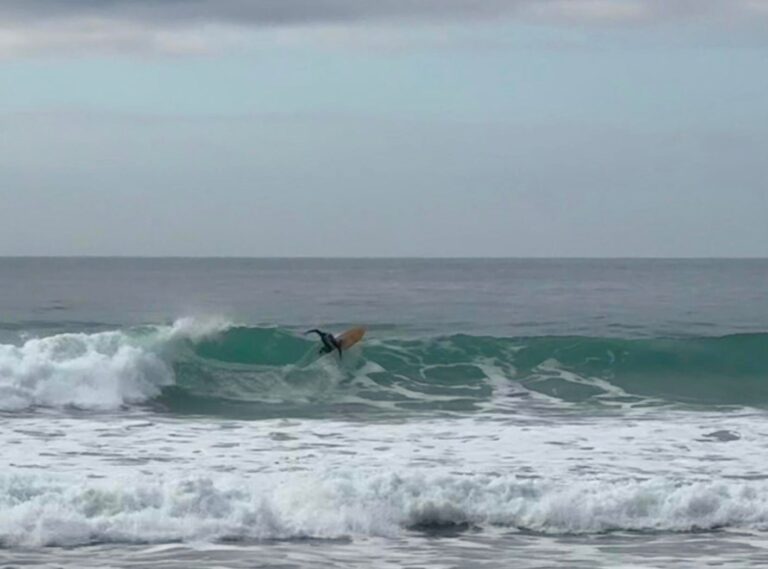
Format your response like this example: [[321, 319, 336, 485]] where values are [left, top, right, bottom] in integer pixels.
[[305, 329, 343, 358]]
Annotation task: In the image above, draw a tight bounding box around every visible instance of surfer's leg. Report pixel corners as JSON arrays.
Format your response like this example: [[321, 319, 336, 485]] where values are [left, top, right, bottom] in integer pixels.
[[328, 335, 343, 359]]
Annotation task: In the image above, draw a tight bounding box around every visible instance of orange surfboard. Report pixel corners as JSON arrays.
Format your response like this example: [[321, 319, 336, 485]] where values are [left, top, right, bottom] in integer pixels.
[[337, 326, 366, 351]]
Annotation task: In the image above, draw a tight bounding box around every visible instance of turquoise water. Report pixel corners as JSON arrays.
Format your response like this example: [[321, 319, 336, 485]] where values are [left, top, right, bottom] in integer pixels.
[[1, 258, 767, 567]]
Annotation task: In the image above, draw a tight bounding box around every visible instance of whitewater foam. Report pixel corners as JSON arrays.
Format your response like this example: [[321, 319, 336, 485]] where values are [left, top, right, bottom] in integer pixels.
[[0, 318, 233, 411], [4, 470, 768, 547]]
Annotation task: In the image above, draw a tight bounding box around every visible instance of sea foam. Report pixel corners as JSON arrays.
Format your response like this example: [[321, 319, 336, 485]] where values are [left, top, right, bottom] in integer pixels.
[[2, 471, 768, 547], [0, 318, 230, 411]]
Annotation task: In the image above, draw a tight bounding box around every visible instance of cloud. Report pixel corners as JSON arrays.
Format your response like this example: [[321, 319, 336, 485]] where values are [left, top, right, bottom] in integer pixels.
[[0, 20, 249, 58], [2, 0, 764, 26], [0, 1, 766, 57], [2, 1, 519, 26]]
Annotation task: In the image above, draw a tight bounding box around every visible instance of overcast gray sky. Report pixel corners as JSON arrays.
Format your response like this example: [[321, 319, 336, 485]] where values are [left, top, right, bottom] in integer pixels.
[[1, 0, 766, 256]]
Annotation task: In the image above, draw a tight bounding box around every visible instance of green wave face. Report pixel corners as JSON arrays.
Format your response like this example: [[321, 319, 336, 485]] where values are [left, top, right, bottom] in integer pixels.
[[154, 327, 768, 418]]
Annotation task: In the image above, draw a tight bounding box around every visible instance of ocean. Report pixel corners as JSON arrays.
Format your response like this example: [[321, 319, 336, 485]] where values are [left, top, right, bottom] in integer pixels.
[[1, 258, 767, 568]]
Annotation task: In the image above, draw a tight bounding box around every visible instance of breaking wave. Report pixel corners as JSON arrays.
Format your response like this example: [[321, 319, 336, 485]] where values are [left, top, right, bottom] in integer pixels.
[[3, 470, 768, 546], [1, 318, 767, 414]]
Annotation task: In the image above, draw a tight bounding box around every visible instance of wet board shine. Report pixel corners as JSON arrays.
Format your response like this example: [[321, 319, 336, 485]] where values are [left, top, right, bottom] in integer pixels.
[[338, 326, 366, 351]]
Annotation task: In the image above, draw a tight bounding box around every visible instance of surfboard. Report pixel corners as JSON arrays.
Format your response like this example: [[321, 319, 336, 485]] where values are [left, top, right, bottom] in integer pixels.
[[337, 326, 366, 351]]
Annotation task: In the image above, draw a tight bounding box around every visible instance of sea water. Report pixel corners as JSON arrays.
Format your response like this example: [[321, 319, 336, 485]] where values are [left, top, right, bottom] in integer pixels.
[[1, 258, 767, 568]]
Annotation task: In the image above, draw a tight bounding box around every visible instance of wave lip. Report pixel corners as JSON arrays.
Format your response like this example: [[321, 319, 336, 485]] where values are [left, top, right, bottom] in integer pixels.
[[3, 472, 768, 547]]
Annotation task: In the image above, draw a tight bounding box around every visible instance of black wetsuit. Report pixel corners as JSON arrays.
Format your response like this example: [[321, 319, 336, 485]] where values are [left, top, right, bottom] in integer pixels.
[[305, 329, 343, 358]]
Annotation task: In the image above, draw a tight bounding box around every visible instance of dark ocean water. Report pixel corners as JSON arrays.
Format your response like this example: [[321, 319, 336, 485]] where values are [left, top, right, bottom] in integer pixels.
[[1, 258, 766, 339], [1, 258, 767, 568]]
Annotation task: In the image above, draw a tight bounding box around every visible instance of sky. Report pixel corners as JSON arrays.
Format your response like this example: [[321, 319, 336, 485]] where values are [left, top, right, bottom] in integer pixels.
[[0, 0, 766, 257]]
